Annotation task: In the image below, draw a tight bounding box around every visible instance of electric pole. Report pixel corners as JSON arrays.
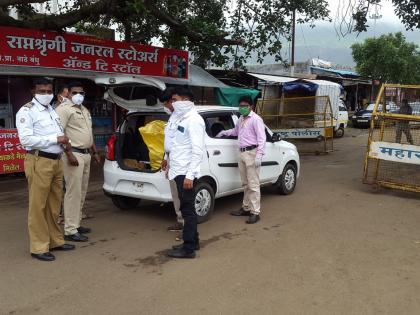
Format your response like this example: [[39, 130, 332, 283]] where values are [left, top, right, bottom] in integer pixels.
[[290, 9, 296, 77]]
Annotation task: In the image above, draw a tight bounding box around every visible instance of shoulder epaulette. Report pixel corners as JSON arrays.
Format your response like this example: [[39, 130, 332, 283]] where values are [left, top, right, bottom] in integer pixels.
[[23, 102, 34, 108]]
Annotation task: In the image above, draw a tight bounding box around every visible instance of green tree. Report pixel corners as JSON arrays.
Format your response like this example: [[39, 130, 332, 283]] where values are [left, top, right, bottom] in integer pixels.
[[351, 32, 420, 84], [0, 0, 418, 67]]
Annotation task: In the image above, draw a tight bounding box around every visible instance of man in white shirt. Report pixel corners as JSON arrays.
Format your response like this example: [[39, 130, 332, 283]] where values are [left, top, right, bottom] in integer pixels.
[[160, 88, 183, 233], [16, 78, 75, 262], [165, 87, 205, 259]]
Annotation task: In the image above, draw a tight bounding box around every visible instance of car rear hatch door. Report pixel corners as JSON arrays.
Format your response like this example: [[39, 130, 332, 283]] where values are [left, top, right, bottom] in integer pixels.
[[94, 75, 166, 112]]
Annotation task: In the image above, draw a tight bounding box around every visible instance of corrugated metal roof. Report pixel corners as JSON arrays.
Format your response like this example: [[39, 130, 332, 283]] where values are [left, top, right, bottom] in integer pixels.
[[248, 73, 298, 83]]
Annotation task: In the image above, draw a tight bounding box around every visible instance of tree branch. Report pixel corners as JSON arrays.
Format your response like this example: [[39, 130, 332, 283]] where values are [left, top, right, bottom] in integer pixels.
[[0, 0, 117, 30], [142, 0, 243, 46], [0, 0, 47, 7]]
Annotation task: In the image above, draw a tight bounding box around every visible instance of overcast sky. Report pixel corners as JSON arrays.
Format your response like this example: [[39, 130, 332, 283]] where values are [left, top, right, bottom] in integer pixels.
[[325, 0, 401, 25]]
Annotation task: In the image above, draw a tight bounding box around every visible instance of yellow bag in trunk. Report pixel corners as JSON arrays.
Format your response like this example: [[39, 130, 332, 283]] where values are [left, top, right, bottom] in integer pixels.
[[139, 120, 166, 170]]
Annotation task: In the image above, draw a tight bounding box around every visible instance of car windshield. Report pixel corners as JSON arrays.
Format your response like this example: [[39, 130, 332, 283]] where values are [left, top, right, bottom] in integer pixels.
[[366, 104, 383, 112]]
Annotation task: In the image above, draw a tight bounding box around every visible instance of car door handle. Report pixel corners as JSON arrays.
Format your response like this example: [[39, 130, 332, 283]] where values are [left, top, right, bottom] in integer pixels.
[[213, 150, 221, 156]]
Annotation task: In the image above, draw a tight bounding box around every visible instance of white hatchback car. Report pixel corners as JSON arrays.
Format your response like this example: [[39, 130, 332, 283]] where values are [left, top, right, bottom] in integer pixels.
[[100, 78, 300, 223]]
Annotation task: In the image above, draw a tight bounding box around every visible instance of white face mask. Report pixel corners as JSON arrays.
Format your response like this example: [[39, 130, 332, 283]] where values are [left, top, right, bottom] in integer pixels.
[[59, 96, 69, 104], [35, 94, 54, 106], [72, 93, 84, 105], [163, 107, 173, 115], [172, 100, 194, 116]]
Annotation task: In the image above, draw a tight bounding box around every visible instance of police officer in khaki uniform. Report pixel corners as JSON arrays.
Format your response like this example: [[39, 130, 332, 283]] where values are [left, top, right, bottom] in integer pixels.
[[16, 78, 75, 262], [56, 81, 100, 242]]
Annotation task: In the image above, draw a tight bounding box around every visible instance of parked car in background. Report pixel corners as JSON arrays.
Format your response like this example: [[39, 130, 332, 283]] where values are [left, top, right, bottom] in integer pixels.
[[334, 100, 349, 137], [351, 103, 398, 128]]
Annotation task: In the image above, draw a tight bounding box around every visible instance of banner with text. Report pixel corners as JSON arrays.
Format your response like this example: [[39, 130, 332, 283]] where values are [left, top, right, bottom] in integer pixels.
[[0, 129, 25, 174], [369, 141, 420, 165], [276, 128, 325, 139], [0, 27, 188, 79]]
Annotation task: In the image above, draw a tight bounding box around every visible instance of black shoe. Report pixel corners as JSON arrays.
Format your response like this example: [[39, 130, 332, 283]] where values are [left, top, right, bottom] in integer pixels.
[[31, 252, 55, 262], [172, 243, 200, 251], [64, 232, 88, 242], [246, 214, 260, 224], [167, 247, 196, 259], [51, 243, 76, 251], [167, 222, 183, 232], [77, 226, 91, 234], [230, 208, 251, 216]]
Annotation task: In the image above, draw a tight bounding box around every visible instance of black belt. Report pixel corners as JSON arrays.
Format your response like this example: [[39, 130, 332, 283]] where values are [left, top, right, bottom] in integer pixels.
[[71, 147, 90, 154], [239, 145, 257, 152], [27, 150, 62, 160]]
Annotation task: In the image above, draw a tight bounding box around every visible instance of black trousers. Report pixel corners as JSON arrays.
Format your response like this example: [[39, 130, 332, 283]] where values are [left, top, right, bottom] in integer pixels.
[[174, 175, 199, 251]]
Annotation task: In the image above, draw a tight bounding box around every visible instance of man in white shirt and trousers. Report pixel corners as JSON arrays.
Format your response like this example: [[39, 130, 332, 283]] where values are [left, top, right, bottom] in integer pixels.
[[164, 87, 205, 259]]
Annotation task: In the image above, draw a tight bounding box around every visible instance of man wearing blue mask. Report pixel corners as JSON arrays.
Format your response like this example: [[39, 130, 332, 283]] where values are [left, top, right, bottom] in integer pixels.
[[56, 81, 100, 243]]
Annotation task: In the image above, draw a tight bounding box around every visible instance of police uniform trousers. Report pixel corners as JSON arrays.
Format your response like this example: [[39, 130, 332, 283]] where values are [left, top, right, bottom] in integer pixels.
[[238, 149, 261, 215], [62, 152, 91, 235], [24, 154, 65, 254]]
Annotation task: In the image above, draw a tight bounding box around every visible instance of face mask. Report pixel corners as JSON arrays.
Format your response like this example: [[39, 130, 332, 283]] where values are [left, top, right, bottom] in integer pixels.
[[35, 94, 54, 106], [72, 93, 84, 105], [59, 96, 69, 104], [163, 107, 173, 115], [239, 106, 251, 116], [172, 100, 194, 116]]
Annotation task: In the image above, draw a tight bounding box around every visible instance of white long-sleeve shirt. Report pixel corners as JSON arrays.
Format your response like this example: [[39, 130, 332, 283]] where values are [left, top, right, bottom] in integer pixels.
[[16, 98, 64, 154], [167, 102, 205, 180]]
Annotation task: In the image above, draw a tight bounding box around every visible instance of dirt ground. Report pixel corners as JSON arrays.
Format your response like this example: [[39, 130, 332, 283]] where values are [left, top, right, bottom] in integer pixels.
[[1, 128, 420, 315]]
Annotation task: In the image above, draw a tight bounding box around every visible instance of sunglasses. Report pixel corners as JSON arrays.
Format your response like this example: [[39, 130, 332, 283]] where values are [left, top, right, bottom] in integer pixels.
[[71, 91, 86, 96]]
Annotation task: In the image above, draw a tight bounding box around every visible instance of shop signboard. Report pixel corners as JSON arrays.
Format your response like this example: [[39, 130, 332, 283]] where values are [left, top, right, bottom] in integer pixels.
[[369, 141, 420, 165], [0, 26, 188, 79], [0, 128, 25, 174], [275, 128, 325, 139]]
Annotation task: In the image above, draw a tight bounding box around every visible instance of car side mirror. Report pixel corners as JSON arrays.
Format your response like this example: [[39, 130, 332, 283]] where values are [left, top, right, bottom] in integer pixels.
[[146, 95, 157, 106], [271, 132, 281, 142]]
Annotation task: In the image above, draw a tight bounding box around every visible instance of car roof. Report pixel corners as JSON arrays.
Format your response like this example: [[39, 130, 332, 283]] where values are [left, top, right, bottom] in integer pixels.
[[195, 105, 238, 112], [127, 105, 239, 114]]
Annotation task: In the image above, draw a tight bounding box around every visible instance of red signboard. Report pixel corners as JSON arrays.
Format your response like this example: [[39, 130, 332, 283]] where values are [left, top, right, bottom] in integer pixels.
[[0, 26, 188, 79], [0, 129, 25, 174]]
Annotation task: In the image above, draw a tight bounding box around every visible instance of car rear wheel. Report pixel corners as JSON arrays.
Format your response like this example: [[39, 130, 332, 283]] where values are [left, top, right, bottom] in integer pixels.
[[277, 164, 297, 195], [194, 181, 215, 223], [111, 195, 141, 210]]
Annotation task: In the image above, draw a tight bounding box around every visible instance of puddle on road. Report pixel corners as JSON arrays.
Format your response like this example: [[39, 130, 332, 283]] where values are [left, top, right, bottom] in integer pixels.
[[122, 231, 244, 273]]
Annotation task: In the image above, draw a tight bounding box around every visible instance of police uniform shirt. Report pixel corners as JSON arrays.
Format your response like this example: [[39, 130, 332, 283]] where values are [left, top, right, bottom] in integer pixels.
[[16, 98, 64, 154], [55, 100, 93, 149]]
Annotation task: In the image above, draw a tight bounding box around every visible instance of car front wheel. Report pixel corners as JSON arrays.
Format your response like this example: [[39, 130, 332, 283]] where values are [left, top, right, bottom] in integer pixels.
[[111, 195, 141, 210], [277, 164, 297, 195], [194, 181, 215, 223], [334, 127, 345, 138]]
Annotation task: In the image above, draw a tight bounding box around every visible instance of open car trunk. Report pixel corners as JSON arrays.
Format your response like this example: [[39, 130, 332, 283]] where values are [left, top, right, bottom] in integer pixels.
[[116, 112, 169, 173]]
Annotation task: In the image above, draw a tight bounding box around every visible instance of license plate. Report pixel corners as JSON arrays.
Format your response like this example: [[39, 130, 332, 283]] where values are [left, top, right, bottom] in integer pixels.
[[132, 182, 144, 192], [357, 119, 368, 123]]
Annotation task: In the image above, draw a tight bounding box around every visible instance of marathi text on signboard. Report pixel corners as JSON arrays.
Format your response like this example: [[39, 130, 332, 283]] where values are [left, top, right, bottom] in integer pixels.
[[0, 26, 188, 79], [275, 128, 325, 139], [369, 141, 420, 165], [0, 129, 25, 174]]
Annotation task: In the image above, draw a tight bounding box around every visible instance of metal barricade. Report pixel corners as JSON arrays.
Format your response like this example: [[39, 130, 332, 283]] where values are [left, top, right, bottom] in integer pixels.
[[256, 96, 334, 154], [363, 84, 420, 192]]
